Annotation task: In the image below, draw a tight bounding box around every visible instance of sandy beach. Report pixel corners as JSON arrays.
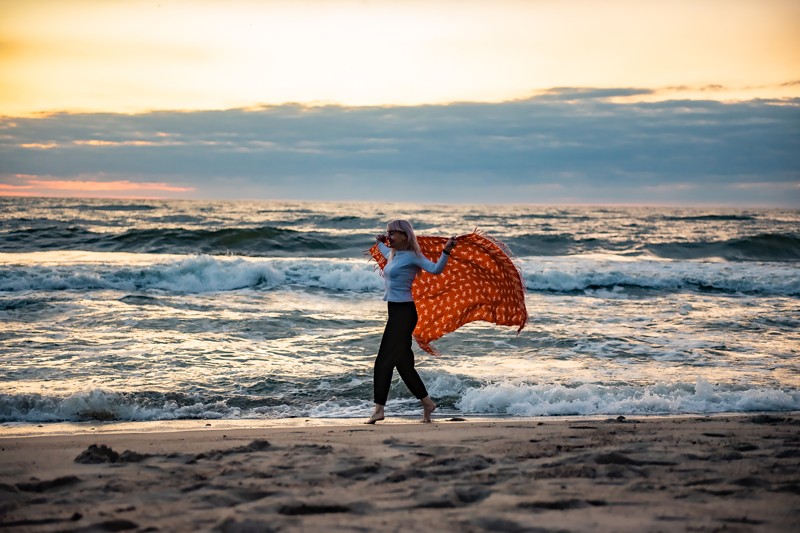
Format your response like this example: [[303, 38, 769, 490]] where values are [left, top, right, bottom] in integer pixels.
[[1, 414, 798, 532]]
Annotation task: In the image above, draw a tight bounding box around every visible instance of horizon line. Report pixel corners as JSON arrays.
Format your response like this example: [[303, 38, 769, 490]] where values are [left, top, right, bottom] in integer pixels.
[[1, 194, 796, 210]]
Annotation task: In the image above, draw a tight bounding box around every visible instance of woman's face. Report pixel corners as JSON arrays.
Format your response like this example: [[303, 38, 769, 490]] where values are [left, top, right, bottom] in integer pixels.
[[386, 228, 408, 249]]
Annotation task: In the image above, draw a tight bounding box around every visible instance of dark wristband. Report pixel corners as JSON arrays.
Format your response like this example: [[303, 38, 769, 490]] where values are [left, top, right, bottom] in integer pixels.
[[443, 249, 451, 255]]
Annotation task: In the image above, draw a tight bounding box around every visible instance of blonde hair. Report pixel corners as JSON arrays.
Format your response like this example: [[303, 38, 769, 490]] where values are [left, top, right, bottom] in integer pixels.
[[386, 219, 423, 258]]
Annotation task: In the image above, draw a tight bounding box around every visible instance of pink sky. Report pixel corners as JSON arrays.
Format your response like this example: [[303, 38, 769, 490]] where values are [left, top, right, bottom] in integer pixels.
[[0, 175, 194, 199]]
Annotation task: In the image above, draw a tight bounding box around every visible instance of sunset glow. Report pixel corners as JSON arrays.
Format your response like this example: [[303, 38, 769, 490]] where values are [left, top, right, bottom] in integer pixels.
[[0, 0, 797, 203], [1, 0, 798, 117], [0, 175, 194, 198]]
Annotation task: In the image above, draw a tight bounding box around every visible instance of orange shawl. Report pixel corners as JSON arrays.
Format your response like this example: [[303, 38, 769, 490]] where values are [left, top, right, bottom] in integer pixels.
[[369, 232, 528, 354]]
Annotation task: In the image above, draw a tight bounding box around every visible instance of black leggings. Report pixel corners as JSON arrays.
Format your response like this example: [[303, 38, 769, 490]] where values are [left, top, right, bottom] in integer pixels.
[[374, 302, 428, 405]]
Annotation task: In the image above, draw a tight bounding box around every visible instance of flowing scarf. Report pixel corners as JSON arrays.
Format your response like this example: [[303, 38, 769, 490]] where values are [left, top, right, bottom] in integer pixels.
[[368, 231, 528, 354]]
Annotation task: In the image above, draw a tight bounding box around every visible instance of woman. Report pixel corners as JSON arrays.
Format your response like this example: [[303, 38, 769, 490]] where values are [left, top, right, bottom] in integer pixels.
[[367, 219, 456, 424]]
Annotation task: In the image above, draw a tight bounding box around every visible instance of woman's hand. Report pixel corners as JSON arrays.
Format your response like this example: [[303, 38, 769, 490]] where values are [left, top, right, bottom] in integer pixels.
[[376, 234, 388, 244], [444, 236, 457, 254]]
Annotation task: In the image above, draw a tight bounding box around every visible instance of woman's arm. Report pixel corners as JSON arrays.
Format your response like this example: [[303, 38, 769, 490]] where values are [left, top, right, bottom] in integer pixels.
[[376, 234, 391, 259], [416, 237, 457, 274]]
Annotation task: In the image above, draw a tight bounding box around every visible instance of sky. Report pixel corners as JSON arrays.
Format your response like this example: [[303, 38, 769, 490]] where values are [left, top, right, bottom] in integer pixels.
[[1, 0, 798, 205]]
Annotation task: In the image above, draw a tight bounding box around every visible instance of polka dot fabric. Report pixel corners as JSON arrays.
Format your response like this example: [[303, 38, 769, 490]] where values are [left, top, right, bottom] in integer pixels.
[[369, 232, 528, 355]]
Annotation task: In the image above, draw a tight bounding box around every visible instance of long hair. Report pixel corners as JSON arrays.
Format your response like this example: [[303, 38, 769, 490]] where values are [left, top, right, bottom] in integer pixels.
[[386, 219, 423, 259]]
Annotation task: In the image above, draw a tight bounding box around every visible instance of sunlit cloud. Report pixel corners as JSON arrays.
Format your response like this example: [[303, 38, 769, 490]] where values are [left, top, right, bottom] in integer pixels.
[[71, 140, 183, 147], [19, 143, 59, 150], [18, 138, 188, 150], [613, 81, 800, 104], [0, 184, 34, 191], [643, 183, 700, 193], [733, 181, 800, 190], [25, 179, 192, 192], [0, 174, 194, 199]]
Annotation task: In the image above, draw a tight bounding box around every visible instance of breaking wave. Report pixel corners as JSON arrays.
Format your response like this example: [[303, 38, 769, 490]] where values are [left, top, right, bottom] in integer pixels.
[[1, 378, 797, 422], [1, 254, 797, 295]]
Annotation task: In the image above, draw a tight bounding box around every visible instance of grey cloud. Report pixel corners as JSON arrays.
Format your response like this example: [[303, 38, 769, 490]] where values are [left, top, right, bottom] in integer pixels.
[[536, 87, 656, 100], [1, 91, 798, 205]]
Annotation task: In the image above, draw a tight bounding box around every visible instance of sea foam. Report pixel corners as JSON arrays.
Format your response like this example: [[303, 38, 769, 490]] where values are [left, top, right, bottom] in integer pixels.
[[2, 378, 797, 423], [455, 378, 800, 416], [0, 253, 380, 293], [1, 253, 797, 296], [519, 257, 800, 296]]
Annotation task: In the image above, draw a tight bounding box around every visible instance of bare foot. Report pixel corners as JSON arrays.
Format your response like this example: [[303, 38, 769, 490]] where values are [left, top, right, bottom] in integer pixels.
[[365, 406, 385, 425], [421, 397, 436, 423], [365, 413, 385, 425]]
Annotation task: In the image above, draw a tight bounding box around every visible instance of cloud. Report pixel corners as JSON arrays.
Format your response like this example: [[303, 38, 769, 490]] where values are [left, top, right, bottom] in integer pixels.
[[22, 178, 192, 192], [0, 174, 194, 198], [0, 90, 798, 205], [536, 87, 656, 100]]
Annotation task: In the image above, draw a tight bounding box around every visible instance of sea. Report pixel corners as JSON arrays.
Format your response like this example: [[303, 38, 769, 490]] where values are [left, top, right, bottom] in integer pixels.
[[1, 197, 799, 424]]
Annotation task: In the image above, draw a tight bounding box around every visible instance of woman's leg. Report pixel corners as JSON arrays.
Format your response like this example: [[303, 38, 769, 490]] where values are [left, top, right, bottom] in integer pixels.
[[393, 306, 427, 400], [372, 305, 401, 406], [369, 302, 435, 423], [366, 335, 391, 423], [367, 303, 404, 423], [392, 303, 436, 422]]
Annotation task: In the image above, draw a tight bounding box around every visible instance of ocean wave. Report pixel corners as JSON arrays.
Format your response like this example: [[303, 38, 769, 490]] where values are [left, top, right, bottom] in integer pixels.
[[108, 226, 349, 254], [0, 255, 378, 293], [521, 258, 799, 295], [3, 223, 798, 264], [1, 254, 798, 295], [647, 233, 800, 262], [75, 203, 157, 212], [497, 232, 800, 262], [660, 214, 757, 222], [1, 378, 797, 423], [0, 390, 240, 423], [0, 225, 359, 255], [455, 378, 800, 416], [507, 234, 639, 256]]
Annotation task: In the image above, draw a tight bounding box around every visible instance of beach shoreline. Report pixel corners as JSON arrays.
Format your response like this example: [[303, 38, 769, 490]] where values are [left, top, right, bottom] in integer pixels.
[[2, 413, 798, 532], [0, 413, 717, 439], [1, 411, 794, 438]]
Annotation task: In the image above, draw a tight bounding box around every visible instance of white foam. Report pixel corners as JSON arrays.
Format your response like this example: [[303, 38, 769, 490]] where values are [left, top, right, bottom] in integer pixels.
[[0, 389, 248, 422], [519, 257, 800, 296], [0, 254, 380, 293], [1, 252, 796, 295], [455, 378, 800, 416], [3, 378, 797, 423], [0, 390, 167, 422]]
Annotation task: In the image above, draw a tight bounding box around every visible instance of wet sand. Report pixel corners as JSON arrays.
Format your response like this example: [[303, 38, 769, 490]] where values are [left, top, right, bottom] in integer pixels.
[[1, 414, 798, 532]]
